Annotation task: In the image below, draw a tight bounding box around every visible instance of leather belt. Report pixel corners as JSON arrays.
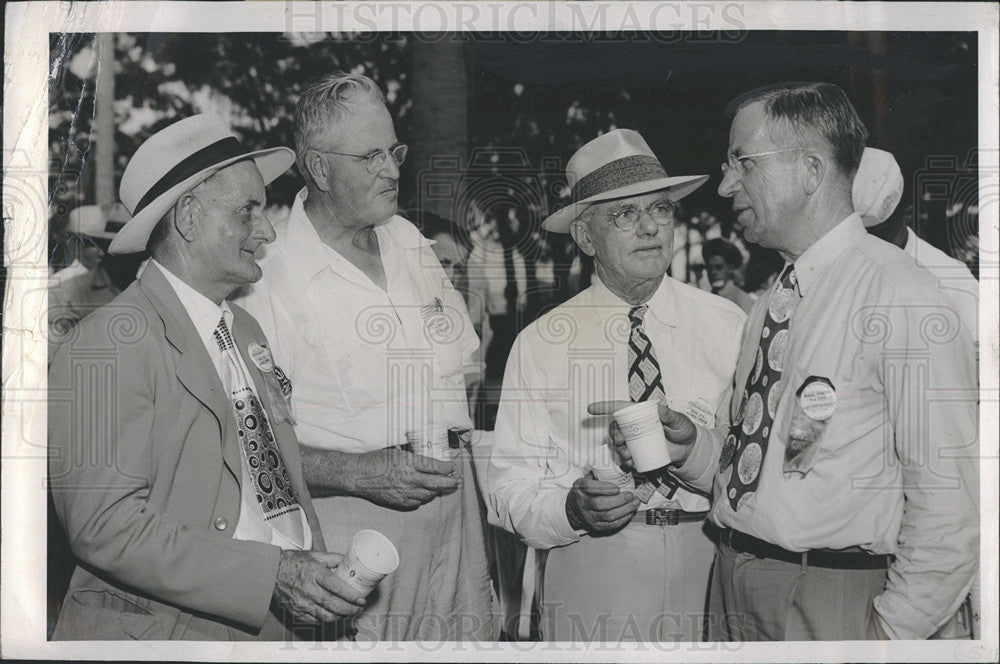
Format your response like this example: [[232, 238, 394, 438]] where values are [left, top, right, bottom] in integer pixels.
[[712, 526, 893, 570], [632, 508, 709, 526]]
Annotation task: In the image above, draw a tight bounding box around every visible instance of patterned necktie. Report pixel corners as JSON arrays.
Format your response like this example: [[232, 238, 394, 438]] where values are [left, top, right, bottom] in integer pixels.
[[214, 316, 303, 544], [627, 305, 678, 497], [720, 265, 799, 511], [628, 305, 665, 402]]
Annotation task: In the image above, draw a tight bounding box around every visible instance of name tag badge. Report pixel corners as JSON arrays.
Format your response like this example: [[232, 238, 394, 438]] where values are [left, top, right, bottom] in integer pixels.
[[421, 297, 453, 339], [784, 376, 836, 476], [248, 342, 274, 373], [684, 397, 715, 428]]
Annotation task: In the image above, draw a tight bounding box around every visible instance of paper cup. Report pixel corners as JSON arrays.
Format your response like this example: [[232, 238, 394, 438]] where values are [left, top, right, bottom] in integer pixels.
[[588, 445, 635, 491], [406, 425, 453, 461], [614, 401, 670, 473], [334, 529, 400, 595]]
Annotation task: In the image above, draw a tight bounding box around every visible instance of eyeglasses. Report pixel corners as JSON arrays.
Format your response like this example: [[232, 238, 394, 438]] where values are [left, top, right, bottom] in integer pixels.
[[320, 143, 408, 174], [720, 147, 805, 178], [602, 199, 677, 232]]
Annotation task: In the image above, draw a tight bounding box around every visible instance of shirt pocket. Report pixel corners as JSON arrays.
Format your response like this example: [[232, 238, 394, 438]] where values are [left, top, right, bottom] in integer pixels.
[[776, 352, 878, 477]]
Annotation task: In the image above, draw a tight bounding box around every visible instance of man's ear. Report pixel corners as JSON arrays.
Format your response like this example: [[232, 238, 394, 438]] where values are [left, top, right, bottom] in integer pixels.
[[173, 193, 199, 243], [304, 151, 330, 192], [569, 215, 597, 257], [802, 151, 826, 196]]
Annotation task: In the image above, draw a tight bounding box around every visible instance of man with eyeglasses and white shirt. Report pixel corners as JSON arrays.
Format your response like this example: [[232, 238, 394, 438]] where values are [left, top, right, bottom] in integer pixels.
[[235, 72, 493, 641], [596, 82, 978, 641], [487, 129, 746, 641]]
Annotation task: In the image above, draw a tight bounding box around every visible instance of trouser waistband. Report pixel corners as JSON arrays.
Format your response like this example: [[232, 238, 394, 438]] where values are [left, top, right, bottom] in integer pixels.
[[710, 524, 893, 570]]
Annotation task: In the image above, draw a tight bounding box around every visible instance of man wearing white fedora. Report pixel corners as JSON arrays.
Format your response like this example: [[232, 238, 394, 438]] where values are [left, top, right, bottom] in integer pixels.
[[49, 114, 366, 640], [48, 203, 143, 363], [487, 128, 746, 641]]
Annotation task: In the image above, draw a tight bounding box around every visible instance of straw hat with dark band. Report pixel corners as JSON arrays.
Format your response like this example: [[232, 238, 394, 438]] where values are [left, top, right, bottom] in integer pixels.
[[111, 114, 295, 254], [541, 129, 709, 233]]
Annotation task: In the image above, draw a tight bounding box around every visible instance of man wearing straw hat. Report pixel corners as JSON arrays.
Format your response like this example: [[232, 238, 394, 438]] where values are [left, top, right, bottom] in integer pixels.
[[487, 129, 746, 641], [49, 114, 366, 640]]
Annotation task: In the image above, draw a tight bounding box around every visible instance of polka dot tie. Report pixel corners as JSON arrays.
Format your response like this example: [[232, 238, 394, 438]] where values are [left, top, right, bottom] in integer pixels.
[[720, 265, 799, 511], [214, 316, 302, 541]]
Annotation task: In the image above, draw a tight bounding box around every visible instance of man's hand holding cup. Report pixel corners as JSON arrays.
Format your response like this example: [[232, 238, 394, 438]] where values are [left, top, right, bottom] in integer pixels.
[[565, 476, 640, 535], [587, 400, 699, 473]]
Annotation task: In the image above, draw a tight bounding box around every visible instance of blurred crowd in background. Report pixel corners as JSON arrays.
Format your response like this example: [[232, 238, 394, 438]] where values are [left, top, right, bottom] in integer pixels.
[[48, 31, 980, 431]]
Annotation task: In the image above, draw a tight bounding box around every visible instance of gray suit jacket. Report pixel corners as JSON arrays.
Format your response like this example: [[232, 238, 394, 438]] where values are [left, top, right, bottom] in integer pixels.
[[49, 263, 324, 640]]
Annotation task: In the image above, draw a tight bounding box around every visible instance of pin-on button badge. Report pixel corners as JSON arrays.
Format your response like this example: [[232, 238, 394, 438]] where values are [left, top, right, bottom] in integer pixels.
[[796, 376, 836, 421], [248, 342, 274, 373]]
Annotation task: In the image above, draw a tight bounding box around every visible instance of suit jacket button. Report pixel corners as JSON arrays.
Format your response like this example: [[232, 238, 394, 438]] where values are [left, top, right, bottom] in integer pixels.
[[214, 517, 228, 531]]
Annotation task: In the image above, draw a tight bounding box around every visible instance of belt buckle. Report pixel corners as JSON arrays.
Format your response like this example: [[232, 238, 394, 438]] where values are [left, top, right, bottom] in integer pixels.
[[645, 508, 680, 526], [721, 527, 735, 550]]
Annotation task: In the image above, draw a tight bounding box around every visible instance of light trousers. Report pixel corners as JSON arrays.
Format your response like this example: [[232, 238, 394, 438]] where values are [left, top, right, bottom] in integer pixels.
[[311, 449, 495, 641], [540, 519, 715, 642], [708, 542, 888, 641]]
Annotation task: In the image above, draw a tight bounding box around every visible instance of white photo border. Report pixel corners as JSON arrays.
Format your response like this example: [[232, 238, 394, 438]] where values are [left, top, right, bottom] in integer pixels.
[[3, 1, 997, 661]]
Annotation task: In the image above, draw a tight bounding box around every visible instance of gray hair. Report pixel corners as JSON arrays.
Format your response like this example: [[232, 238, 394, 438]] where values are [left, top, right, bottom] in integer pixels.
[[731, 82, 869, 176], [293, 72, 386, 181]]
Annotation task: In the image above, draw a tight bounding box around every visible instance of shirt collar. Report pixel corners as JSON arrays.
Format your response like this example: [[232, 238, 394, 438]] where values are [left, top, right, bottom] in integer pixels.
[[590, 274, 678, 328], [793, 213, 866, 297], [282, 188, 431, 280], [282, 189, 337, 280], [150, 258, 229, 344]]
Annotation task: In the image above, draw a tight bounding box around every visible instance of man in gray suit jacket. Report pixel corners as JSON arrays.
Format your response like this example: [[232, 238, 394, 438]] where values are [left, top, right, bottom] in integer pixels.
[[49, 115, 366, 640]]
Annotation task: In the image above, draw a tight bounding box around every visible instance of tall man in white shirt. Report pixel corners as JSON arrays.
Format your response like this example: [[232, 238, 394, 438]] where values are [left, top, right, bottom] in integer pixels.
[[488, 129, 746, 642], [49, 115, 366, 640], [596, 82, 978, 640], [236, 73, 494, 641]]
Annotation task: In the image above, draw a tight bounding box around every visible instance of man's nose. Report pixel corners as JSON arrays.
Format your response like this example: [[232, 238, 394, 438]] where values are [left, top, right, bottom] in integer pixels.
[[718, 167, 739, 198], [254, 210, 277, 244], [379, 153, 401, 180], [636, 209, 660, 235]]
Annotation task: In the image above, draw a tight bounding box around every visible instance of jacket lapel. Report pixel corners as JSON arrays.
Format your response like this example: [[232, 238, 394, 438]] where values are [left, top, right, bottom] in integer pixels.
[[138, 264, 243, 483]]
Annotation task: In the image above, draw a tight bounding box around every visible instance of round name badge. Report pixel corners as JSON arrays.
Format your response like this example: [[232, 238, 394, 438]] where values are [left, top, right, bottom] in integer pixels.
[[248, 342, 274, 373], [797, 376, 836, 421]]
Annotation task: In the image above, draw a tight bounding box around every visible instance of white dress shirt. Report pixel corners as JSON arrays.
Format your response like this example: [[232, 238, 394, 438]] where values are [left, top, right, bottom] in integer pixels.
[[488, 275, 746, 550], [904, 227, 979, 342], [673, 215, 978, 639], [235, 189, 478, 452], [155, 260, 311, 550]]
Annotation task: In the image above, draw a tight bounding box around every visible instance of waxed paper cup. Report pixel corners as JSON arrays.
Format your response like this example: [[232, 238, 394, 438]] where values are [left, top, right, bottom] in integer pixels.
[[613, 401, 670, 473], [406, 425, 454, 461], [334, 529, 400, 595], [588, 445, 635, 491]]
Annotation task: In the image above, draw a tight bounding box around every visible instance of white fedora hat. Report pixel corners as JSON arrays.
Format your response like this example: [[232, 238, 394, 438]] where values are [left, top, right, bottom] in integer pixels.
[[853, 147, 903, 228], [67, 203, 129, 240], [111, 114, 295, 253], [541, 129, 709, 233]]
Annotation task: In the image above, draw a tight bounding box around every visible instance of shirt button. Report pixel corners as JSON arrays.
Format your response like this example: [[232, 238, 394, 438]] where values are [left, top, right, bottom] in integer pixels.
[[214, 517, 228, 531]]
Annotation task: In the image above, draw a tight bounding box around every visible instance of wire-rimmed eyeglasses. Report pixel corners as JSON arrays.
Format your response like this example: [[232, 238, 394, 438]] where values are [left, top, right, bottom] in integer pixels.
[[320, 143, 408, 174], [602, 199, 677, 232], [720, 147, 805, 177]]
